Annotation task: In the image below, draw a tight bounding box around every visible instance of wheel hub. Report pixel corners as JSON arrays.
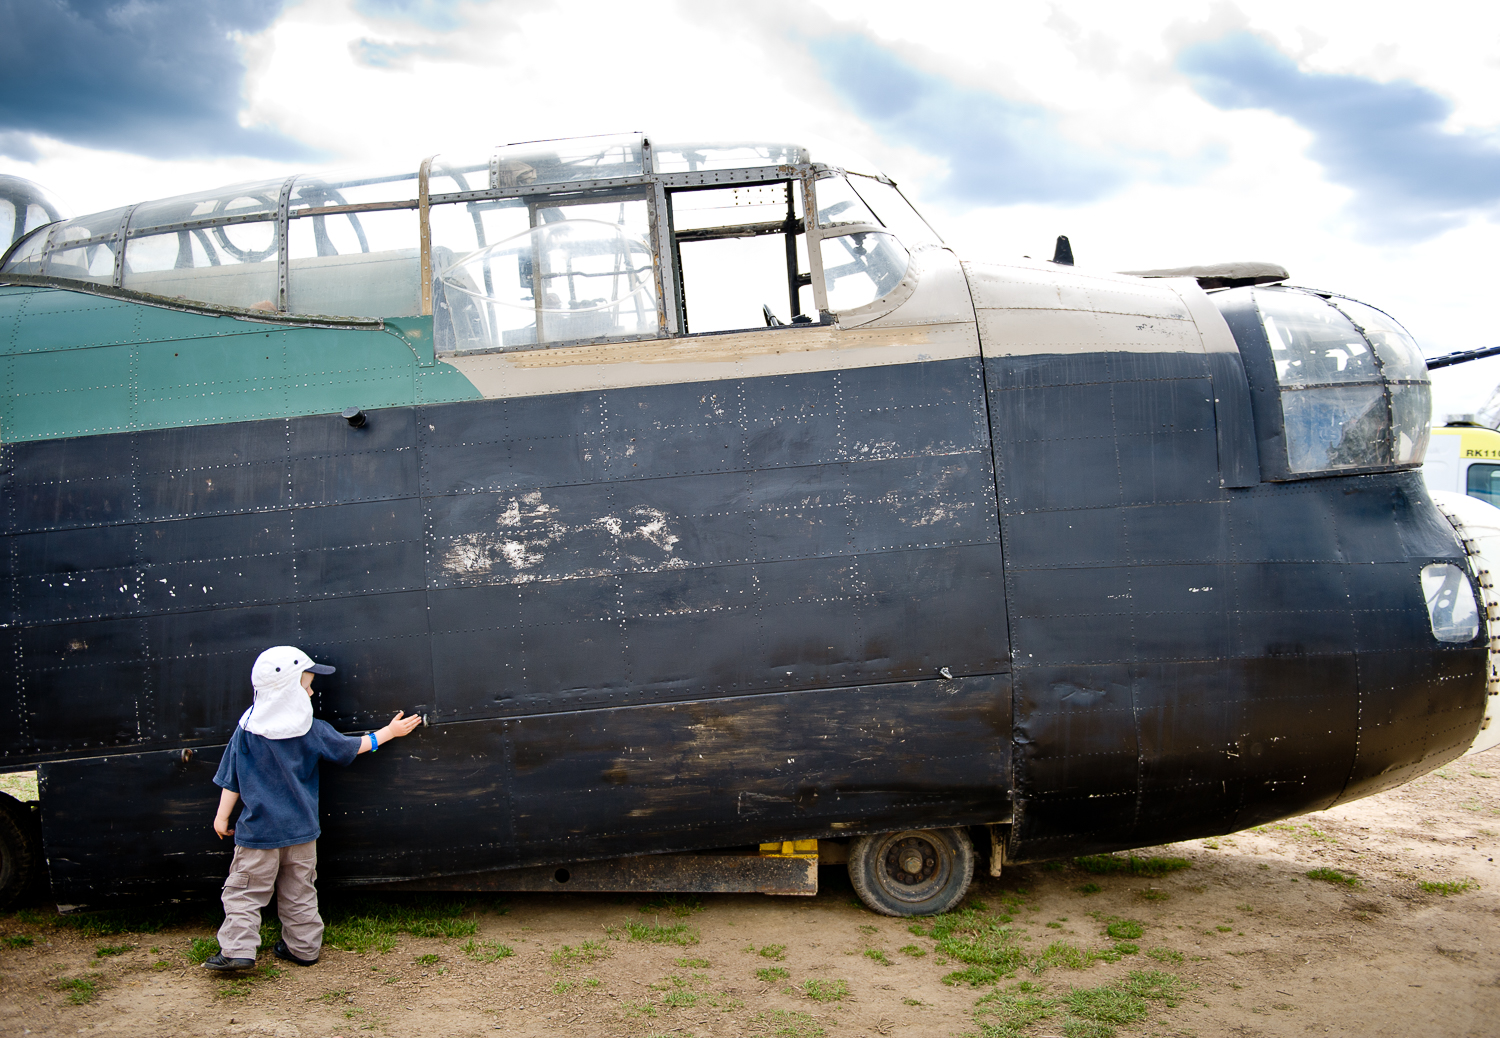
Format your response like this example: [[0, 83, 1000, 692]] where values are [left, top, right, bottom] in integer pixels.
[[884, 837, 938, 886]]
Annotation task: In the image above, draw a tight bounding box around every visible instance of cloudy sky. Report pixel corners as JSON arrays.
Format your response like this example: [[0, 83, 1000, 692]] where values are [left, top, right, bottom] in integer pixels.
[[4, 0, 1500, 415]]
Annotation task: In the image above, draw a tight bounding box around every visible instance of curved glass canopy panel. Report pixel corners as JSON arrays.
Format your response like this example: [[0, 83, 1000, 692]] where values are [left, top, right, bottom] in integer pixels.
[[436, 204, 657, 350], [820, 232, 909, 311], [1, 175, 67, 251], [1, 133, 948, 343], [653, 141, 809, 174], [495, 135, 643, 186], [1242, 287, 1431, 475], [130, 181, 282, 233]]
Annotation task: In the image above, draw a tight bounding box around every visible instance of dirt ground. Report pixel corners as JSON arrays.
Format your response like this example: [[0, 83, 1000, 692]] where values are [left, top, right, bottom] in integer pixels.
[[2, 753, 1499, 1038]]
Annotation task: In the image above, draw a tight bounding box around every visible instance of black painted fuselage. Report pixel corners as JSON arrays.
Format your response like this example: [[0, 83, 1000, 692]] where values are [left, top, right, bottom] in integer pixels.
[[0, 144, 1488, 907]]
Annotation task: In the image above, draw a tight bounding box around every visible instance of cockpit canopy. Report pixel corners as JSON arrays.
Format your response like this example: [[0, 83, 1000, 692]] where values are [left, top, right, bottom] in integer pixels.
[[0, 134, 941, 353]]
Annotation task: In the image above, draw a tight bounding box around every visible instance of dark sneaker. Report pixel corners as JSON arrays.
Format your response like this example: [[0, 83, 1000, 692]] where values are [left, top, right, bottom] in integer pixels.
[[272, 938, 318, 966], [202, 953, 255, 971]]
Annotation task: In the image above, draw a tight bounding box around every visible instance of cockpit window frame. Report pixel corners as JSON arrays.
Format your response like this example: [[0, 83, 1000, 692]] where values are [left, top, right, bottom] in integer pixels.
[[0, 135, 940, 353]]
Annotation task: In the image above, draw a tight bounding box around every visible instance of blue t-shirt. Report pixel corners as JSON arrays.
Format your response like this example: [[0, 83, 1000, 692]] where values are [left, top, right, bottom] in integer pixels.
[[213, 719, 362, 849]]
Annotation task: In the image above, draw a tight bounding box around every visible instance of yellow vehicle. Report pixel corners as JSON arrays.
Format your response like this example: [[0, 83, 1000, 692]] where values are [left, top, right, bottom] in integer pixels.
[[1423, 422, 1500, 506]]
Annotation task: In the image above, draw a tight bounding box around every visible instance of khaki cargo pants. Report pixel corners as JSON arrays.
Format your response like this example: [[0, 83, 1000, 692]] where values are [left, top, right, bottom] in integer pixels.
[[217, 841, 322, 961]]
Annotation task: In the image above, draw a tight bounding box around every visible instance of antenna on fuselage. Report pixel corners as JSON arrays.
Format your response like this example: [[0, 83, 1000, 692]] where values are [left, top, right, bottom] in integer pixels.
[[1051, 235, 1074, 266]]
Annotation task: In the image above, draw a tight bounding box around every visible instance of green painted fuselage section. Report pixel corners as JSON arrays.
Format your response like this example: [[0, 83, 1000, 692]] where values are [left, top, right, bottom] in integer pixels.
[[0, 286, 481, 443]]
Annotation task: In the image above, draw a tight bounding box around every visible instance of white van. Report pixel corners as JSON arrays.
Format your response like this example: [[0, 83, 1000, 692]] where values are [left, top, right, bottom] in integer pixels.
[[1423, 422, 1500, 505]]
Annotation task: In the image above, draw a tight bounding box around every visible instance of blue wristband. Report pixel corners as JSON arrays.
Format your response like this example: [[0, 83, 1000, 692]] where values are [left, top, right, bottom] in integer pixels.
[[368, 731, 378, 753]]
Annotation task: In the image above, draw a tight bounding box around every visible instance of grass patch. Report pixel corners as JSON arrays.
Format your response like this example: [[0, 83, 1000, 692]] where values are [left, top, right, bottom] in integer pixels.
[[1146, 947, 1183, 963], [187, 937, 220, 964], [974, 970, 1182, 1038], [1419, 879, 1476, 896], [1104, 919, 1143, 940], [612, 920, 699, 946], [553, 979, 575, 995], [663, 987, 698, 1008], [1031, 941, 1104, 973], [755, 966, 790, 982], [974, 988, 1057, 1038], [1252, 822, 1338, 844], [622, 998, 656, 1018], [640, 894, 704, 917], [864, 948, 891, 965], [53, 975, 101, 1005], [1077, 883, 1103, 895], [945, 964, 1012, 987], [551, 939, 610, 967], [460, 938, 513, 962], [756, 1008, 825, 1037], [94, 943, 134, 958], [801, 977, 849, 1003], [4, 934, 35, 948], [0, 770, 37, 801], [58, 905, 200, 938], [1136, 888, 1171, 902], [898, 943, 926, 958], [214, 978, 261, 1002], [1065, 985, 1147, 1032], [1073, 854, 1191, 877], [1306, 868, 1360, 888], [675, 956, 711, 968], [414, 953, 440, 966], [913, 908, 1028, 985], [322, 895, 478, 954], [1117, 969, 1182, 1005], [758, 943, 787, 960]]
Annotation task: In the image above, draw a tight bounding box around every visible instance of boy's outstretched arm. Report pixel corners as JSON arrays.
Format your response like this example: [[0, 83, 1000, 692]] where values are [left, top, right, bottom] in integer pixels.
[[214, 789, 239, 839], [357, 710, 423, 754]]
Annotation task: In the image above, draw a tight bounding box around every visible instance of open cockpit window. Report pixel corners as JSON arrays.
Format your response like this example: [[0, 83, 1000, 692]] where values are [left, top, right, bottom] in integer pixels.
[[669, 182, 810, 333]]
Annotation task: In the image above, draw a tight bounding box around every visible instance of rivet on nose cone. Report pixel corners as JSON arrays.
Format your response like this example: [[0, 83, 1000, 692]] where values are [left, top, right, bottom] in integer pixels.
[[1432, 491, 1500, 755]]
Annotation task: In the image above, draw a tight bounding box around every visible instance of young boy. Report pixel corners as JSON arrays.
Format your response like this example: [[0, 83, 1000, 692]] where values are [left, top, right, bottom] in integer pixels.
[[204, 645, 422, 971]]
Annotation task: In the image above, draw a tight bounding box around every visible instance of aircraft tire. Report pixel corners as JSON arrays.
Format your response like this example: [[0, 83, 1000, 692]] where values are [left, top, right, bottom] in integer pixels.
[[0, 792, 38, 912], [848, 827, 974, 917]]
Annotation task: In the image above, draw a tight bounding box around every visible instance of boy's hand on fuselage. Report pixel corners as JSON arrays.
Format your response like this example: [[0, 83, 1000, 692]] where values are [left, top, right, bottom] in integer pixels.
[[385, 710, 423, 739], [359, 710, 424, 754]]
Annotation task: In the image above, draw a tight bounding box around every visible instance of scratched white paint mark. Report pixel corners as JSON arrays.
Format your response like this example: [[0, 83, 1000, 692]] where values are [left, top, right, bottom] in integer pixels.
[[629, 507, 679, 552], [441, 494, 684, 578], [1188, 587, 1213, 593], [499, 540, 543, 570], [849, 438, 902, 458]]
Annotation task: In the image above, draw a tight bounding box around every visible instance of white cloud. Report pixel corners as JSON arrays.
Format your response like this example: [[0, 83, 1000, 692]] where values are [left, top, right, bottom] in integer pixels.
[[4, 0, 1499, 416]]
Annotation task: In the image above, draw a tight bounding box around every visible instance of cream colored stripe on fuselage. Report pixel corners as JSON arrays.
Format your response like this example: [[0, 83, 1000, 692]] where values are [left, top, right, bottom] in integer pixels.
[[447, 321, 981, 400], [446, 253, 1232, 400]]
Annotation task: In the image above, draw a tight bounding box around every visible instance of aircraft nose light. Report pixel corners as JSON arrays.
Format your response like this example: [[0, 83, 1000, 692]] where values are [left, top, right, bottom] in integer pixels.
[[1421, 563, 1480, 643]]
